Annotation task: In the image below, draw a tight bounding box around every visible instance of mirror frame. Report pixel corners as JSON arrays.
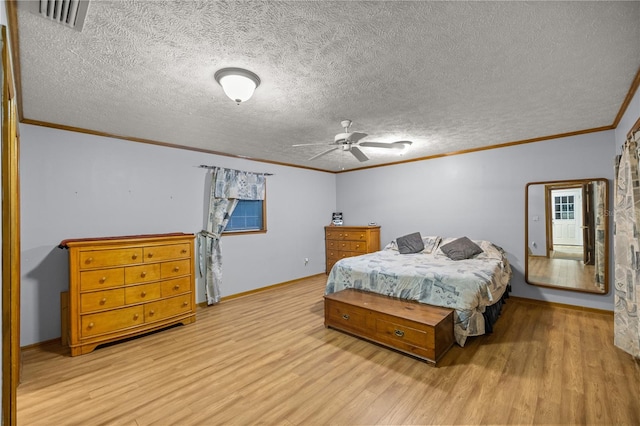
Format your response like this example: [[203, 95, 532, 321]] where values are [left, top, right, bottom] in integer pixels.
[[525, 178, 609, 295]]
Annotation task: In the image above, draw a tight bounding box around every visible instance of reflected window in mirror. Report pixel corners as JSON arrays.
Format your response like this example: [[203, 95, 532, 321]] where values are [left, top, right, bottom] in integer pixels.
[[525, 178, 609, 294]]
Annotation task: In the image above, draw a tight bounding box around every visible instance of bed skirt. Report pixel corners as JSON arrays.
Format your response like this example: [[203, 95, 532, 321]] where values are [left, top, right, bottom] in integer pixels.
[[483, 284, 511, 334]]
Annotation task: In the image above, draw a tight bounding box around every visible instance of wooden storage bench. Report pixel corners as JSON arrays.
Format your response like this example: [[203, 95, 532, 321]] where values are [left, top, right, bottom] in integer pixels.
[[324, 289, 455, 364]]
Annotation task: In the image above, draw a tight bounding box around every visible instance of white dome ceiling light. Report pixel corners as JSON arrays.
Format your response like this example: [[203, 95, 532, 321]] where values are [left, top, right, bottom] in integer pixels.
[[214, 68, 261, 105]]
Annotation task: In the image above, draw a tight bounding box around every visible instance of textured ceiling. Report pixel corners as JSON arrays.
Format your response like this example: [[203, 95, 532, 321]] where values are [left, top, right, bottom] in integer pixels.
[[13, 1, 640, 172]]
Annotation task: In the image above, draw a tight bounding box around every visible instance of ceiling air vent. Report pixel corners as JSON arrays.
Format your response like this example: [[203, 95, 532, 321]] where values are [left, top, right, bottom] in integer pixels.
[[32, 0, 90, 31]]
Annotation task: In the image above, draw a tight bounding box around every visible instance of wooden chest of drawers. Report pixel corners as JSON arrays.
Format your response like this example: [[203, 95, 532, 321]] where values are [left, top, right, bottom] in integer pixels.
[[325, 225, 380, 273], [60, 233, 196, 356], [324, 289, 455, 364]]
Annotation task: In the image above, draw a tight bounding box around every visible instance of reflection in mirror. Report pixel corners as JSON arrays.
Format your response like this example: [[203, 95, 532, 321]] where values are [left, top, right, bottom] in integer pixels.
[[525, 178, 608, 294]]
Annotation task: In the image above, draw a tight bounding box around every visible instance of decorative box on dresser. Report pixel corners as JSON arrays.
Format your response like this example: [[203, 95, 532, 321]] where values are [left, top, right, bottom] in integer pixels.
[[59, 233, 196, 356], [325, 225, 381, 274]]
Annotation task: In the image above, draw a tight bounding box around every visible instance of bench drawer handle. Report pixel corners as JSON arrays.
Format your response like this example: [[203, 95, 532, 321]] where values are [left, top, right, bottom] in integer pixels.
[[394, 329, 405, 338], [342, 314, 350, 320]]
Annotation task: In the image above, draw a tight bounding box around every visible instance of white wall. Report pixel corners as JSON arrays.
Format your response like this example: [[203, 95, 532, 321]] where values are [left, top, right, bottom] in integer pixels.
[[336, 130, 616, 310], [20, 124, 335, 345]]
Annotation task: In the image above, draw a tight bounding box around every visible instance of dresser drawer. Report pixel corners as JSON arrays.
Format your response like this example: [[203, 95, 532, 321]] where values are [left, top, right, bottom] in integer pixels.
[[79, 248, 142, 269], [325, 230, 342, 240], [336, 241, 351, 250], [125, 263, 161, 284], [351, 241, 368, 253], [326, 250, 343, 262], [341, 231, 367, 241], [325, 300, 373, 335], [326, 231, 362, 241], [143, 243, 190, 262], [161, 259, 190, 278], [326, 240, 339, 250], [80, 268, 125, 291], [145, 294, 192, 322], [125, 283, 161, 304], [332, 241, 368, 252], [81, 306, 144, 337], [161, 276, 191, 297], [80, 289, 125, 313]]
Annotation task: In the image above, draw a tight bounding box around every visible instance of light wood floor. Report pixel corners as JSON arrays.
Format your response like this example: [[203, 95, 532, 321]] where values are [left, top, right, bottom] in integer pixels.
[[17, 275, 640, 425]]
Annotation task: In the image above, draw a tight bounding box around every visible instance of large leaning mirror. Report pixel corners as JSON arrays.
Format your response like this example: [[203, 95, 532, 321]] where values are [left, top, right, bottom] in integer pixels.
[[525, 178, 609, 294]]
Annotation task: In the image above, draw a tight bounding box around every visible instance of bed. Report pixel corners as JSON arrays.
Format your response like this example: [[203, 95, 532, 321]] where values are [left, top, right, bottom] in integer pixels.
[[325, 235, 512, 346]]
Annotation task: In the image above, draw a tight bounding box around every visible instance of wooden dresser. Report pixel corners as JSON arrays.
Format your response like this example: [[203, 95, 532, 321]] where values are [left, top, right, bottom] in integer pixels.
[[324, 289, 455, 364], [60, 233, 196, 356], [325, 225, 380, 273]]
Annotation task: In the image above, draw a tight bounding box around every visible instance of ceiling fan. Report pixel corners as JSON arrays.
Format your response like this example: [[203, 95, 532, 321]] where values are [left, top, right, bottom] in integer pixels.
[[293, 120, 413, 162]]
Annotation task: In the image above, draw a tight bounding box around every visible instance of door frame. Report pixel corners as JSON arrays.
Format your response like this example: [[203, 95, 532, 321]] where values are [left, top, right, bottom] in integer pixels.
[[1, 23, 20, 426]]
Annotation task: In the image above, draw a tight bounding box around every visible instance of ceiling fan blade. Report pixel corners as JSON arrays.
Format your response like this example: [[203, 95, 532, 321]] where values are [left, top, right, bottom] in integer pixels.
[[309, 146, 339, 161], [350, 146, 369, 162], [292, 142, 332, 147], [347, 132, 368, 143], [359, 140, 413, 149]]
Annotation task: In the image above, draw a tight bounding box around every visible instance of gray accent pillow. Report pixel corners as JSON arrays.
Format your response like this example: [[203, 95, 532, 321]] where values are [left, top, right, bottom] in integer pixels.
[[440, 236, 483, 260], [396, 232, 425, 254]]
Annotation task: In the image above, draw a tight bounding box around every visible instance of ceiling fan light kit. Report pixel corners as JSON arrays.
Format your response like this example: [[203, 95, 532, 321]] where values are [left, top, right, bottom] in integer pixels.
[[294, 120, 414, 163], [214, 67, 261, 104]]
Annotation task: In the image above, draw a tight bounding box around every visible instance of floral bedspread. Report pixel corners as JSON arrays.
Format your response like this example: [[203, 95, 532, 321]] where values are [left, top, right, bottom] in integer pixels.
[[325, 240, 512, 346]]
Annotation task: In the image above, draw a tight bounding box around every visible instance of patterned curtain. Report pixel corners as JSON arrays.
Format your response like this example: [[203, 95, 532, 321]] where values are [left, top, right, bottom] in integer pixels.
[[593, 181, 607, 291], [613, 128, 640, 358], [199, 167, 266, 305]]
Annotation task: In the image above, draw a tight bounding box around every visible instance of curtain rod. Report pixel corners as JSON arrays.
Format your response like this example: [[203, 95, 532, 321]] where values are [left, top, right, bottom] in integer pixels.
[[198, 165, 274, 176]]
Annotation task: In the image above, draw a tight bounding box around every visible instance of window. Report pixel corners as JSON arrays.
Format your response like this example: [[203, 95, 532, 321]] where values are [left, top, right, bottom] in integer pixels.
[[224, 199, 266, 233], [554, 195, 575, 220]]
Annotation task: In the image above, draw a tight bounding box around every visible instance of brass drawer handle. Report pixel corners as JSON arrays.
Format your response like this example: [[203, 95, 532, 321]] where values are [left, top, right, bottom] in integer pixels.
[[342, 314, 350, 320], [394, 329, 405, 338]]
